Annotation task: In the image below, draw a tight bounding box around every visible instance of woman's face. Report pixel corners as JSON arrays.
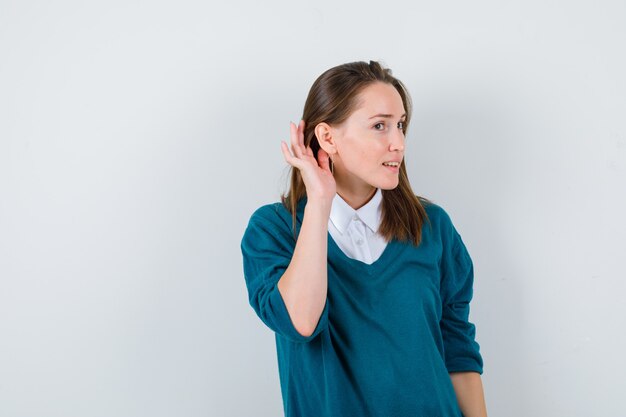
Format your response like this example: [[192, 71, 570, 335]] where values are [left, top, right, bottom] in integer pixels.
[[330, 82, 406, 193]]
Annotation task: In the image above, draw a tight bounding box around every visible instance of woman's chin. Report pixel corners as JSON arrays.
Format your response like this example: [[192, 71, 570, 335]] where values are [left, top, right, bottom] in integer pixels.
[[376, 178, 400, 190]]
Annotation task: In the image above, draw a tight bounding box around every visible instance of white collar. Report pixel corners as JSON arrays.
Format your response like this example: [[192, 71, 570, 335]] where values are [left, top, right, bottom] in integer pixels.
[[329, 188, 383, 235]]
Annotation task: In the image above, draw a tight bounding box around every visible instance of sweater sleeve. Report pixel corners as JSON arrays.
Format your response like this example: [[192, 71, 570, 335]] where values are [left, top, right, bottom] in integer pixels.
[[240, 206, 329, 343], [439, 225, 484, 374]]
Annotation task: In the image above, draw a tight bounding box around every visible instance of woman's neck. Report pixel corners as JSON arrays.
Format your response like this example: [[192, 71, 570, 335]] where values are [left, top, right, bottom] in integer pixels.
[[335, 186, 377, 210]]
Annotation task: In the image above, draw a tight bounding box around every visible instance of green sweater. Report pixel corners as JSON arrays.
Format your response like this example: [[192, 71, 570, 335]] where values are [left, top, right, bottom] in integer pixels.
[[241, 196, 483, 417]]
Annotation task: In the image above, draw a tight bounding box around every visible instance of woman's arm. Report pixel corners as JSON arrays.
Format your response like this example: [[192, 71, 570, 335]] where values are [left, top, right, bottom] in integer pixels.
[[277, 120, 336, 337], [277, 199, 331, 337], [449, 371, 488, 417]]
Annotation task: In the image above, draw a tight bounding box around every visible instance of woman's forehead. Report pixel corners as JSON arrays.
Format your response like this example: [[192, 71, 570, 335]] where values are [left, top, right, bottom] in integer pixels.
[[353, 84, 405, 118]]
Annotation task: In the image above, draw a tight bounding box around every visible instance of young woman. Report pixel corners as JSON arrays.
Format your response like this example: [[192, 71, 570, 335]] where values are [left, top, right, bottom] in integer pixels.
[[241, 60, 488, 417]]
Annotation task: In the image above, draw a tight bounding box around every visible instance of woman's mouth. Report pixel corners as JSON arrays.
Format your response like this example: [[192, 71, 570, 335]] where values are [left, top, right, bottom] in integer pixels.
[[382, 161, 400, 172]]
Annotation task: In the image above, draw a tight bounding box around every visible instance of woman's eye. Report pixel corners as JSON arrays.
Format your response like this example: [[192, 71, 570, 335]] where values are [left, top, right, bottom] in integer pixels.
[[374, 121, 405, 130]]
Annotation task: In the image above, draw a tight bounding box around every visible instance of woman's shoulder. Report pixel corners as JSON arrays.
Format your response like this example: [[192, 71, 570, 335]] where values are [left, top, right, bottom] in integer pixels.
[[248, 201, 289, 224], [417, 197, 458, 233], [417, 197, 470, 253], [249, 201, 284, 217], [419, 197, 448, 220], [245, 198, 305, 232]]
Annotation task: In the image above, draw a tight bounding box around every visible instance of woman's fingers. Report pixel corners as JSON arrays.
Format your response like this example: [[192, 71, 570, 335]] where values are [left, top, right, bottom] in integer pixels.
[[290, 121, 304, 158], [291, 120, 313, 158], [281, 141, 301, 168], [281, 140, 294, 161], [298, 120, 306, 151], [284, 120, 319, 169]]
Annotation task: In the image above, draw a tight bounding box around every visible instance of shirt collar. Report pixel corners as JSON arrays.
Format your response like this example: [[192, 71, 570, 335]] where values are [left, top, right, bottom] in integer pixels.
[[329, 188, 383, 235]]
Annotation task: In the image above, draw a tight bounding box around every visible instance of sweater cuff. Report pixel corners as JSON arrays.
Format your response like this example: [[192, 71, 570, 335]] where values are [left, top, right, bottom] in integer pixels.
[[268, 283, 329, 343], [446, 358, 484, 375]]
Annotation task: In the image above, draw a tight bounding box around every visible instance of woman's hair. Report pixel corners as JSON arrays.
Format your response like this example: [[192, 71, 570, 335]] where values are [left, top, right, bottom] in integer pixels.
[[280, 60, 431, 246]]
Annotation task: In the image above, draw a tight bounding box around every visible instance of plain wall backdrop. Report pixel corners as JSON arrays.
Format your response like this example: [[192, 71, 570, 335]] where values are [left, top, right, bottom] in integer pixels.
[[1, 0, 625, 416]]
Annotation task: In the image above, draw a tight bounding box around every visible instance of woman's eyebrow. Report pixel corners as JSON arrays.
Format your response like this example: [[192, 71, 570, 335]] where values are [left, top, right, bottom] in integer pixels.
[[369, 113, 407, 119]]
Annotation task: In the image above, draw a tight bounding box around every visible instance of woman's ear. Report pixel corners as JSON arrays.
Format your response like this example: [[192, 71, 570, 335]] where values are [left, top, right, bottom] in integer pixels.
[[315, 122, 337, 155]]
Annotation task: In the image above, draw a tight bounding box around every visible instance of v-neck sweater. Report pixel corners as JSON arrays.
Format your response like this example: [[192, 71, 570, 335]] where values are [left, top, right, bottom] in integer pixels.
[[240, 196, 483, 417]]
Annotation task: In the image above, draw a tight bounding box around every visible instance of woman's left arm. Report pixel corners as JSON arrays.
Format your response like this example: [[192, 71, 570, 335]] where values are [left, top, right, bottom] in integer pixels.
[[449, 371, 488, 417]]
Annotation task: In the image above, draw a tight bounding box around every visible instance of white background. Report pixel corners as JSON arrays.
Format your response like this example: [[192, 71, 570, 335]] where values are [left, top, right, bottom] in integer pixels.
[[1, 0, 625, 416]]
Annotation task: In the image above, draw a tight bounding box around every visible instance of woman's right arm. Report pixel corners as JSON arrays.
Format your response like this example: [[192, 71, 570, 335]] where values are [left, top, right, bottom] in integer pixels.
[[277, 198, 331, 337], [277, 120, 336, 337]]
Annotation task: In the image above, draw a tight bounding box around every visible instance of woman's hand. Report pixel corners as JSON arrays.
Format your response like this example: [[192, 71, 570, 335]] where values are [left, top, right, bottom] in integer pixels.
[[281, 120, 336, 204]]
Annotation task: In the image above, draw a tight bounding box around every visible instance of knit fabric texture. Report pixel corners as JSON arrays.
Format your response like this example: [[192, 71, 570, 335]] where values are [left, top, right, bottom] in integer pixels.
[[241, 196, 483, 417]]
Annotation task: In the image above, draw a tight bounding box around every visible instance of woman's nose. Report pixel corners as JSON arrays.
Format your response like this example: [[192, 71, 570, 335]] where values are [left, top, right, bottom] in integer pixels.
[[390, 130, 405, 152]]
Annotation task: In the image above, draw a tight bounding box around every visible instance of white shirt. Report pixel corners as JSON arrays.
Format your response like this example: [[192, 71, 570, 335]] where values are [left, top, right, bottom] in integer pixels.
[[328, 188, 388, 265]]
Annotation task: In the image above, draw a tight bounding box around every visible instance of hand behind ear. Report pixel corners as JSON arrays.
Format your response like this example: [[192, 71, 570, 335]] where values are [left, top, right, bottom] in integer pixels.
[[281, 120, 336, 203]]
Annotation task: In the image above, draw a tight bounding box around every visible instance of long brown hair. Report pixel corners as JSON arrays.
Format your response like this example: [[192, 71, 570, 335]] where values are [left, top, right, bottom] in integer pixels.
[[281, 60, 431, 246]]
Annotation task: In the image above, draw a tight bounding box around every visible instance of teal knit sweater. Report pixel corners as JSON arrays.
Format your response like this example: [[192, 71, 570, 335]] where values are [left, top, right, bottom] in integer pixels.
[[241, 196, 483, 417]]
